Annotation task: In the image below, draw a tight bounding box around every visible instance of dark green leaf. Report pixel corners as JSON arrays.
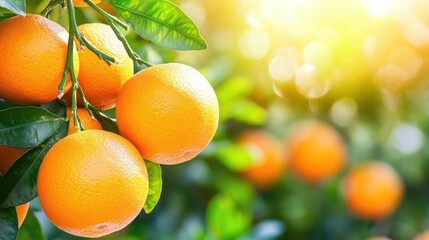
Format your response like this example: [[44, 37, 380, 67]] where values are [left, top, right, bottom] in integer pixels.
[[0, 0, 25, 16], [109, 0, 207, 50], [40, 99, 67, 117], [17, 211, 46, 240], [0, 207, 18, 240], [89, 105, 119, 134], [143, 161, 162, 214], [0, 99, 17, 110], [0, 121, 68, 208], [0, 106, 67, 148]]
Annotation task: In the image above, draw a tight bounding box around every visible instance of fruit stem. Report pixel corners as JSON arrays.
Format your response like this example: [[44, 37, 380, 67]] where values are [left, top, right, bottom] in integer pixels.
[[41, 0, 63, 17], [62, 0, 86, 132], [85, 0, 153, 67]]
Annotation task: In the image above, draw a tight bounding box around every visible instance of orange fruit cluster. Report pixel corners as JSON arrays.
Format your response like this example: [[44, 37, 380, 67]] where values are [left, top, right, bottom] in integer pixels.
[[0, 12, 218, 238]]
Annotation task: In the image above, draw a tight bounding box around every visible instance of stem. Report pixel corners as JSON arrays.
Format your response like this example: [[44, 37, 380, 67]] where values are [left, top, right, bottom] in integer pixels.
[[85, 0, 153, 67], [62, 0, 85, 132], [41, 0, 63, 17]]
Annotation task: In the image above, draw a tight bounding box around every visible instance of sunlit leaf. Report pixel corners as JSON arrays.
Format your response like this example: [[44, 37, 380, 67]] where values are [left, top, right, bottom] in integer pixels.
[[0, 121, 68, 208], [221, 100, 267, 125], [213, 141, 253, 172], [0, 207, 18, 240], [17, 211, 46, 240], [143, 161, 162, 214], [0, 0, 25, 16], [109, 0, 207, 50], [0, 106, 67, 148], [206, 194, 251, 240]]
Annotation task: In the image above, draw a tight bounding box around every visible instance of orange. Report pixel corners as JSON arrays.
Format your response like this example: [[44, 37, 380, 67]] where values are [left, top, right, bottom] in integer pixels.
[[37, 130, 148, 237], [0, 145, 30, 228], [116, 63, 219, 164], [66, 107, 102, 134], [0, 14, 78, 105], [65, 23, 133, 110], [239, 131, 286, 189], [73, 0, 101, 7], [288, 121, 345, 183], [343, 161, 403, 220]]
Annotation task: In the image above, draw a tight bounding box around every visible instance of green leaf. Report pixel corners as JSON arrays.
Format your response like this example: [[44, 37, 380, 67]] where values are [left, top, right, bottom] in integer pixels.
[[17, 211, 46, 240], [213, 141, 253, 172], [0, 106, 67, 148], [0, 121, 68, 208], [206, 194, 251, 240], [40, 99, 67, 117], [143, 160, 162, 214], [89, 105, 119, 134], [0, 99, 17, 110], [109, 0, 207, 50], [0, 207, 18, 240], [0, 0, 25, 16], [221, 100, 267, 125]]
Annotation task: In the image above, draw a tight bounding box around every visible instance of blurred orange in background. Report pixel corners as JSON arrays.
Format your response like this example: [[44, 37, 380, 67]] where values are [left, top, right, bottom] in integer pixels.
[[238, 130, 286, 189], [343, 161, 403, 220], [287, 121, 346, 183]]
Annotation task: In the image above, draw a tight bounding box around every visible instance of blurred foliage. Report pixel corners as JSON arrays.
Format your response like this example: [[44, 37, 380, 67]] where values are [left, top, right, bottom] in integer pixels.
[[14, 0, 429, 239]]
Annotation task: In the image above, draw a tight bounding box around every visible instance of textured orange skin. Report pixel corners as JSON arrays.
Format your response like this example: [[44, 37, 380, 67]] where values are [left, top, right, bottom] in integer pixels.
[[343, 161, 403, 220], [65, 23, 133, 110], [66, 107, 102, 134], [37, 130, 148, 238], [239, 131, 286, 189], [0, 146, 30, 228], [116, 63, 219, 164], [0, 14, 78, 105], [288, 121, 345, 183], [73, 0, 101, 7]]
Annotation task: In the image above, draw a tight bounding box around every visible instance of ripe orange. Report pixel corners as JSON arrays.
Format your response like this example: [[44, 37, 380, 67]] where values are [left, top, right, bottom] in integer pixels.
[[37, 130, 148, 237], [116, 63, 219, 164], [0, 14, 78, 105], [238, 131, 286, 189], [0, 145, 30, 228], [65, 23, 133, 110], [287, 121, 345, 183], [66, 107, 102, 134], [73, 0, 101, 7], [343, 161, 403, 220]]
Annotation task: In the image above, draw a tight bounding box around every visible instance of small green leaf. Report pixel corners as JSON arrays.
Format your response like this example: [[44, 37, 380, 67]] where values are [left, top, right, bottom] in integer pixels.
[[0, 121, 68, 208], [0, 106, 67, 148], [214, 141, 253, 172], [221, 100, 267, 125], [143, 161, 162, 214], [17, 211, 46, 240], [206, 194, 251, 240], [109, 0, 207, 50], [89, 105, 119, 134], [0, 207, 18, 240], [0, 0, 25, 16]]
